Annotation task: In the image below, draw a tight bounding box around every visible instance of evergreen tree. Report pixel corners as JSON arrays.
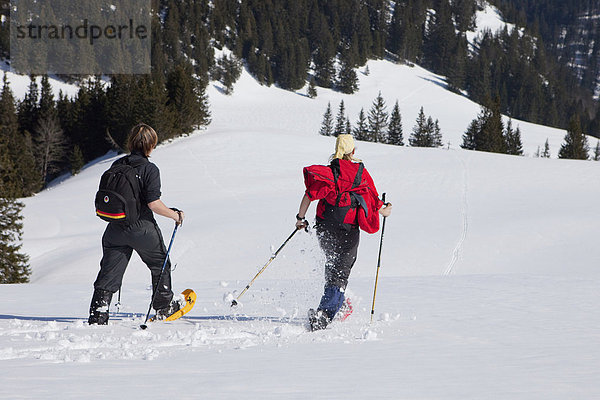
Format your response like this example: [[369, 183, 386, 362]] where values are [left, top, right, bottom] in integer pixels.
[[70, 145, 85, 175], [541, 138, 551, 158], [423, 0, 457, 76], [367, 92, 388, 142], [410, 107, 430, 147], [17, 76, 39, 136], [593, 141, 600, 161], [387, 101, 403, 145], [337, 59, 359, 94], [461, 118, 480, 150], [479, 98, 505, 153], [0, 75, 40, 196], [212, 54, 242, 95], [354, 108, 368, 140], [0, 194, 30, 283], [319, 102, 334, 137], [504, 119, 524, 155], [307, 77, 317, 98], [558, 116, 589, 160], [166, 63, 211, 137], [345, 117, 352, 136], [334, 101, 347, 137], [431, 118, 443, 147]]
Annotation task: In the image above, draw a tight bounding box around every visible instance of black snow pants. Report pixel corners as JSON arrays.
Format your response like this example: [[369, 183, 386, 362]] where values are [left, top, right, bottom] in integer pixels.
[[93, 218, 174, 310], [316, 222, 360, 290]]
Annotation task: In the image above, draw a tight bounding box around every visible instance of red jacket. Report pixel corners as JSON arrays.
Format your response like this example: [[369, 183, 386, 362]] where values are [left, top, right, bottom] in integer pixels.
[[303, 159, 384, 233]]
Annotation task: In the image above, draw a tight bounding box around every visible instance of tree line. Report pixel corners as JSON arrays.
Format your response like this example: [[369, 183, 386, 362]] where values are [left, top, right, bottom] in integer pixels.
[[319, 92, 443, 148]]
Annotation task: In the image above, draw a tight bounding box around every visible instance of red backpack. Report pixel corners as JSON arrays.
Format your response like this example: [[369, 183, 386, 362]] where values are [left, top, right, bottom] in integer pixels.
[[303, 159, 383, 233]]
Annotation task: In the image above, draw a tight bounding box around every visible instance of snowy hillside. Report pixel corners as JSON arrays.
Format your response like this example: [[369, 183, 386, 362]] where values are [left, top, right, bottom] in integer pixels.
[[2, 60, 600, 399]]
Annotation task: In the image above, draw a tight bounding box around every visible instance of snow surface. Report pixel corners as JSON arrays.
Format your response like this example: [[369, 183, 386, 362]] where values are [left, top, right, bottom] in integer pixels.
[[466, 3, 517, 48], [0, 61, 80, 100], [2, 59, 600, 399]]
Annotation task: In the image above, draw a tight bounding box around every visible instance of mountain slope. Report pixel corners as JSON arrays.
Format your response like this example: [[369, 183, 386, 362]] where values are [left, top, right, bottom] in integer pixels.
[[1, 59, 599, 399]]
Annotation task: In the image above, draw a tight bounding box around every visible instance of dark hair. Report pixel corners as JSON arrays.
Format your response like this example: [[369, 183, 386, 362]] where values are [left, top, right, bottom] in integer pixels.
[[126, 123, 158, 157]]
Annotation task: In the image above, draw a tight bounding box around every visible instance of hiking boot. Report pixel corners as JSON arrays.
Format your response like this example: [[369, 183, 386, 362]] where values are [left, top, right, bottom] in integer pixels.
[[308, 308, 330, 331], [154, 298, 182, 321], [88, 310, 109, 325], [88, 289, 112, 325]]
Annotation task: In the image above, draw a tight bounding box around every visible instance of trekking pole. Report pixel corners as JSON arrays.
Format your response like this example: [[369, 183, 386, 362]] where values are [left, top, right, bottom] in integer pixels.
[[370, 193, 388, 324], [231, 228, 300, 307], [115, 288, 122, 313], [140, 222, 179, 330]]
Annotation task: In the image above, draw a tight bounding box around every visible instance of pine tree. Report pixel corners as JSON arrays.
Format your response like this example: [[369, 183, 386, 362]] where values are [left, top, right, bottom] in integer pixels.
[[558, 116, 589, 160], [307, 78, 317, 98], [387, 101, 403, 145], [479, 98, 505, 154], [166, 63, 211, 137], [423, 0, 458, 76], [17, 76, 39, 136], [0, 194, 30, 283], [345, 117, 352, 136], [70, 145, 85, 175], [367, 92, 388, 143], [337, 59, 359, 94], [594, 141, 600, 161], [0, 75, 40, 196], [354, 108, 368, 140], [431, 119, 443, 147], [410, 107, 430, 147], [541, 139, 551, 158], [461, 118, 480, 150], [334, 101, 347, 137], [504, 119, 524, 155], [319, 102, 333, 137]]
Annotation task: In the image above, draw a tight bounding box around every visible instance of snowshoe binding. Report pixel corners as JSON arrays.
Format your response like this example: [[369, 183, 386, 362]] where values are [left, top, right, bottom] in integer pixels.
[[337, 297, 353, 322], [151, 289, 197, 322]]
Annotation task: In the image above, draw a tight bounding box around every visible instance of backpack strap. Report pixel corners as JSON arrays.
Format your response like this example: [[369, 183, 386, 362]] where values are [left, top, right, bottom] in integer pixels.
[[351, 163, 364, 189], [330, 159, 342, 206], [329, 160, 364, 207]]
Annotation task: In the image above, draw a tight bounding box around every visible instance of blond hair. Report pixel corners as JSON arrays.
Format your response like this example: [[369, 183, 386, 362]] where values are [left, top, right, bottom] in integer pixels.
[[330, 134, 361, 162], [126, 123, 158, 157]]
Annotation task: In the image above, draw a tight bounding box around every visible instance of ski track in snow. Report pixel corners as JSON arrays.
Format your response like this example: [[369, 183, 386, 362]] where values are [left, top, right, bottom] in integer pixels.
[[443, 150, 469, 276]]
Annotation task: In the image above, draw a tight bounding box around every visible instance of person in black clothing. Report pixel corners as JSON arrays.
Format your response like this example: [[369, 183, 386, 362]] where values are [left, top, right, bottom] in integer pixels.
[[88, 123, 184, 325]]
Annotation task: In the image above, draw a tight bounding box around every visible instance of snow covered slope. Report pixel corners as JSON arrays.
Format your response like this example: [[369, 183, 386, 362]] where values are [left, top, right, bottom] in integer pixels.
[[2, 60, 600, 399]]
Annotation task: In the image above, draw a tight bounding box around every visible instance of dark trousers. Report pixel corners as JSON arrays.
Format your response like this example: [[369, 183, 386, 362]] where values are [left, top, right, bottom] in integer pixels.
[[316, 223, 360, 290], [315, 223, 360, 319], [93, 219, 173, 310]]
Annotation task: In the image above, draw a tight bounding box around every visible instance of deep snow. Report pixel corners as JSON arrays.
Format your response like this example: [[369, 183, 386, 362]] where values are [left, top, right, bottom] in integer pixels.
[[2, 31, 600, 400]]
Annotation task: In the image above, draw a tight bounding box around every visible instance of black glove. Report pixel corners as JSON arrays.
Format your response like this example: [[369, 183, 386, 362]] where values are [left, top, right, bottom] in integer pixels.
[[296, 214, 309, 231]]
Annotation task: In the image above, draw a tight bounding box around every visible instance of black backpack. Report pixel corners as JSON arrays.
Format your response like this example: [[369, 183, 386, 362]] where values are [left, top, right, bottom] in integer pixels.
[[95, 156, 148, 224]]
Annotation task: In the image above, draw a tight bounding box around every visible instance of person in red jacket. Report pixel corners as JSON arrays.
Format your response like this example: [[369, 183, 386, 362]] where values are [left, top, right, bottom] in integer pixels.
[[296, 134, 392, 331]]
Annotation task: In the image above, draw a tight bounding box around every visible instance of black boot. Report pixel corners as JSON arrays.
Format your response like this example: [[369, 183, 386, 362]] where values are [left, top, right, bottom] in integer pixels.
[[308, 309, 331, 331], [154, 298, 182, 321], [88, 289, 113, 325]]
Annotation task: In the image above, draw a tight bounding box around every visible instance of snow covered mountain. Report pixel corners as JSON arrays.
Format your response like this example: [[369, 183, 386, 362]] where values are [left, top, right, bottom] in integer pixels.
[[1, 60, 600, 399]]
